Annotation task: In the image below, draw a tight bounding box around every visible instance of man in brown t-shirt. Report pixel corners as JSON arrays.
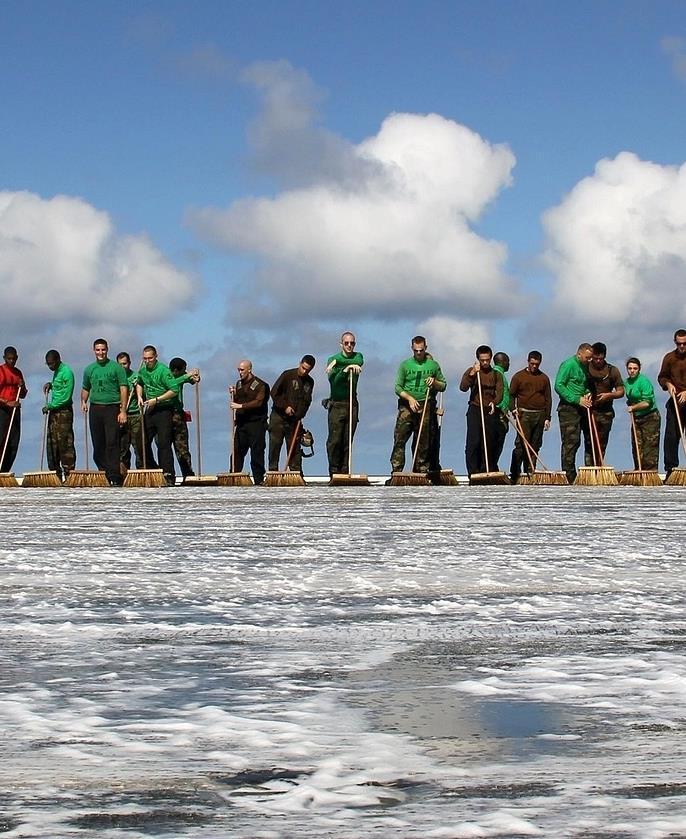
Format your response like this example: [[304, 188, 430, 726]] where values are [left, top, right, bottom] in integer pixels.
[[657, 328, 686, 478], [585, 342, 624, 466], [508, 350, 552, 482]]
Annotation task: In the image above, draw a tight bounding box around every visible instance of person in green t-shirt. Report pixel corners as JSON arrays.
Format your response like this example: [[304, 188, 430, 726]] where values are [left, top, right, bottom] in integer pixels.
[[492, 351, 511, 469], [169, 357, 198, 481], [42, 349, 76, 481], [325, 331, 364, 476], [624, 357, 661, 471], [390, 335, 446, 474], [554, 342, 593, 483], [81, 338, 128, 486], [117, 352, 147, 471]]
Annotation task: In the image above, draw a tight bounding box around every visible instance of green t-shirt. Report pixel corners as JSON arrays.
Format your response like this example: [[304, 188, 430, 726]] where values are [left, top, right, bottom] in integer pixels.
[[327, 350, 364, 401], [394, 357, 446, 402], [82, 359, 128, 405], [137, 361, 182, 403], [624, 372, 656, 417], [493, 363, 510, 412], [124, 369, 140, 415], [48, 362, 75, 410], [555, 356, 590, 405]]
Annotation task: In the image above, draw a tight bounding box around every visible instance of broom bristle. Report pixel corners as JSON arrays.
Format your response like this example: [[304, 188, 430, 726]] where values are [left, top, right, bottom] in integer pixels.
[[217, 472, 253, 487], [620, 470, 663, 487], [183, 475, 219, 486], [516, 474, 532, 485], [65, 470, 109, 488], [469, 471, 511, 486], [665, 467, 686, 486], [574, 466, 619, 486], [531, 471, 569, 486], [123, 469, 167, 488], [329, 473, 371, 486], [0, 472, 19, 488], [435, 469, 459, 486], [263, 470, 306, 487], [22, 471, 62, 488], [386, 471, 431, 486]]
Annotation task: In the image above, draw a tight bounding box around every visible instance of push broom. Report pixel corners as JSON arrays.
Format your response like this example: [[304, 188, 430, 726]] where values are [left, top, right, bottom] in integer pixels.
[[507, 412, 568, 485], [183, 382, 218, 486], [664, 393, 686, 486], [263, 419, 306, 487], [429, 391, 458, 486], [574, 409, 618, 486], [620, 411, 662, 486], [469, 372, 510, 485], [217, 400, 252, 487], [329, 368, 369, 486], [0, 386, 21, 487], [123, 402, 166, 487], [386, 394, 431, 486], [22, 395, 61, 487], [66, 411, 108, 487]]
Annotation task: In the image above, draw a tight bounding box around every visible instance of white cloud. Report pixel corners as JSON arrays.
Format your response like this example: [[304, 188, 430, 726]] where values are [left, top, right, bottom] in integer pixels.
[[0, 190, 195, 331], [415, 316, 491, 377], [189, 61, 520, 324], [542, 152, 686, 334]]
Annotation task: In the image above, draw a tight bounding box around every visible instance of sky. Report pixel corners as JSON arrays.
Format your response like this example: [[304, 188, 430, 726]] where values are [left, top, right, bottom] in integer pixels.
[[2, 0, 686, 475]]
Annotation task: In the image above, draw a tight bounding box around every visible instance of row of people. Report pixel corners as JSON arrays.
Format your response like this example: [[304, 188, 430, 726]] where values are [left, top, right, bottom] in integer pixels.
[[0, 329, 685, 483]]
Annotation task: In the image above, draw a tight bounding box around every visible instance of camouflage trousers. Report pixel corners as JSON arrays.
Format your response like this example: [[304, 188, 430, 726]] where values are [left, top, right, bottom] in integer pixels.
[[558, 403, 589, 483], [632, 410, 661, 471], [584, 409, 614, 466], [510, 409, 545, 481], [326, 400, 359, 475], [120, 413, 147, 469], [47, 406, 76, 480], [172, 409, 194, 478], [390, 403, 433, 472]]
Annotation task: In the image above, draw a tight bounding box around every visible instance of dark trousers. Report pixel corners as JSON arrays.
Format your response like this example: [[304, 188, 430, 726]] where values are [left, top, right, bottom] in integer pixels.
[[89, 404, 122, 483], [0, 406, 21, 472], [235, 418, 267, 483], [326, 400, 359, 475], [584, 409, 614, 466], [664, 399, 686, 473], [510, 410, 545, 481], [144, 406, 175, 484], [268, 412, 302, 472], [492, 409, 509, 468], [465, 404, 499, 476], [47, 406, 76, 479]]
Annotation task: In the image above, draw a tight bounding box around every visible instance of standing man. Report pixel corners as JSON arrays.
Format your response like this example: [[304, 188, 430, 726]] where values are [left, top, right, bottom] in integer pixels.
[[325, 332, 364, 476], [459, 345, 503, 477], [0, 347, 28, 473], [81, 338, 128, 486], [554, 343, 594, 484], [657, 328, 686, 479], [136, 346, 198, 487], [268, 355, 316, 474], [117, 352, 147, 471], [508, 351, 552, 482], [585, 342, 624, 465], [391, 336, 446, 474], [169, 357, 197, 482], [230, 359, 269, 484], [43, 350, 76, 482], [492, 351, 511, 469]]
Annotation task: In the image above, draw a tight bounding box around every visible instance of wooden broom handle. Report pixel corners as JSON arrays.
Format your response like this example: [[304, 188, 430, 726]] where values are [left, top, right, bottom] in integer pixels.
[[284, 419, 302, 470], [629, 410, 643, 471], [672, 392, 686, 459], [40, 394, 50, 471], [512, 410, 536, 473], [0, 386, 21, 470], [476, 372, 491, 473], [589, 409, 605, 467], [505, 411, 555, 473], [410, 390, 430, 472], [194, 382, 202, 478], [348, 368, 354, 475]]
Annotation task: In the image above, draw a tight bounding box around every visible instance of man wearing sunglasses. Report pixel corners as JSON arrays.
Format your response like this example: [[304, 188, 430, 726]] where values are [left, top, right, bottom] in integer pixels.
[[657, 328, 686, 479], [325, 332, 364, 477]]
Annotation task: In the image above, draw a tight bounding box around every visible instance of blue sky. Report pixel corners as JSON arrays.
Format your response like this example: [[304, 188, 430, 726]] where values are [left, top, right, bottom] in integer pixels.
[[2, 1, 686, 475]]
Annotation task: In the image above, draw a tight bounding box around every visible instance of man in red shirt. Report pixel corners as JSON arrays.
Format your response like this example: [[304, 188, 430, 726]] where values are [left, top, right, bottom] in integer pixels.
[[0, 346, 28, 472]]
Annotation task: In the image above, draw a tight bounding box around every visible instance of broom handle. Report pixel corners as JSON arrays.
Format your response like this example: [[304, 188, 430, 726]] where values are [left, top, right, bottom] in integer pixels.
[[141, 405, 147, 470], [0, 386, 21, 471], [230, 404, 237, 473], [505, 412, 555, 472], [284, 419, 302, 470], [586, 407, 599, 467], [672, 392, 686, 459], [40, 394, 50, 471], [476, 372, 491, 473], [629, 410, 643, 471], [82, 408, 91, 471], [347, 368, 354, 475], [513, 410, 536, 474], [194, 382, 202, 477], [589, 409, 605, 467], [410, 390, 430, 472]]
